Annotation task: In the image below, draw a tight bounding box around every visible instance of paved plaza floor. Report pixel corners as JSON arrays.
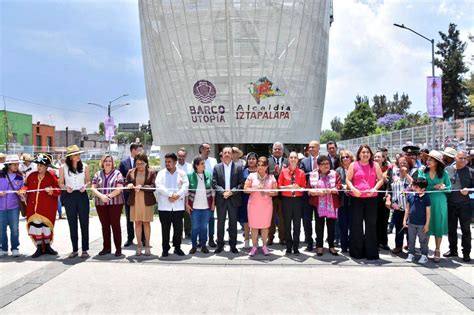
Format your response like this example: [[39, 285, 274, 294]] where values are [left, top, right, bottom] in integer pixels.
[[0, 214, 472, 313]]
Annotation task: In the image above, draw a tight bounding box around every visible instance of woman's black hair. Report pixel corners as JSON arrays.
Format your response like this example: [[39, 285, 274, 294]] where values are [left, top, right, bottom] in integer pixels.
[[192, 156, 204, 172], [424, 158, 445, 178], [65, 156, 83, 174], [317, 155, 330, 165]]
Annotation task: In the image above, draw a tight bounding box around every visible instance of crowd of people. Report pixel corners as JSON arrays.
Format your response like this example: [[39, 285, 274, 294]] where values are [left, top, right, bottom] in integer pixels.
[[0, 140, 472, 263]]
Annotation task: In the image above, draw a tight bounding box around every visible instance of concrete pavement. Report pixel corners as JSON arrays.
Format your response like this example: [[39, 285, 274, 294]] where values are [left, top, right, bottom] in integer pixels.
[[0, 215, 472, 313]]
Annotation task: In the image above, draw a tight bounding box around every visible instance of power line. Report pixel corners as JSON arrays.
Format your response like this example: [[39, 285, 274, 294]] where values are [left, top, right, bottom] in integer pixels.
[[0, 95, 96, 114]]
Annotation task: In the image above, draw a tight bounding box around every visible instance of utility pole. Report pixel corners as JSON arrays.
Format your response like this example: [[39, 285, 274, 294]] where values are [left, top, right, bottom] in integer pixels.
[[3, 96, 9, 153]]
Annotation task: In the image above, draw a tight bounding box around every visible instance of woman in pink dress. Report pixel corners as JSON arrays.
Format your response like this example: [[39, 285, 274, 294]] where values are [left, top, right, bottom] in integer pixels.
[[244, 157, 278, 256]]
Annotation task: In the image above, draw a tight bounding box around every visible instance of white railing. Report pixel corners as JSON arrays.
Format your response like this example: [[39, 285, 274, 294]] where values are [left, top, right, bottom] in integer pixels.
[[326, 117, 474, 157]]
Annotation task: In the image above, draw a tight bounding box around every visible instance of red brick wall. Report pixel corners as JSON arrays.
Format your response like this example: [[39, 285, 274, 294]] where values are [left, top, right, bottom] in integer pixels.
[[32, 123, 56, 147]]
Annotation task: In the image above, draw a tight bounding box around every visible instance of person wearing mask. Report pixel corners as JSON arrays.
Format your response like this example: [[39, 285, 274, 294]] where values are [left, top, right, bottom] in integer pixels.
[[299, 140, 320, 251], [278, 151, 306, 255], [417, 150, 451, 262], [127, 153, 157, 256], [444, 150, 473, 262], [119, 142, 144, 247], [212, 147, 244, 254], [186, 156, 214, 254], [346, 144, 384, 260], [91, 154, 125, 257], [0, 155, 24, 257], [19, 153, 61, 258], [59, 145, 91, 259], [177, 148, 193, 239], [199, 142, 218, 248], [267, 142, 288, 245], [308, 155, 341, 256], [335, 149, 354, 253], [155, 153, 188, 257], [239, 152, 258, 248], [244, 156, 277, 256]]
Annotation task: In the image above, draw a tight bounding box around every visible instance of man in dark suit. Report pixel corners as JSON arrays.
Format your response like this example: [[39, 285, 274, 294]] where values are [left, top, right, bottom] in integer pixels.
[[212, 146, 244, 253], [327, 141, 341, 170], [119, 142, 144, 247], [268, 142, 288, 245], [299, 140, 320, 251]]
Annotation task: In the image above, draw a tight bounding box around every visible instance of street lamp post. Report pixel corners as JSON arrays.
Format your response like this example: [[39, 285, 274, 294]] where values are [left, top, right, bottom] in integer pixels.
[[87, 94, 130, 153], [394, 23, 437, 150]]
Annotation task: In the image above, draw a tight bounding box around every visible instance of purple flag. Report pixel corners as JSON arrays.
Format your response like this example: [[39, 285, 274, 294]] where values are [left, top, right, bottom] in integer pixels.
[[426, 76, 443, 118], [105, 116, 115, 141]]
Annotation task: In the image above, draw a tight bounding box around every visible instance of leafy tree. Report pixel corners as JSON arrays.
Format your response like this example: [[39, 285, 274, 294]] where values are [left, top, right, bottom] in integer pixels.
[[320, 129, 341, 143], [98, 122, 105, 136], [330, 117, 343, 133], [388, 92, 411, 115], [342, 95, 376, 139], [465, 72, 474, 107], [372, 94, 389, 119], [434, 23, 469, 119], [377, 113, 404, 129]]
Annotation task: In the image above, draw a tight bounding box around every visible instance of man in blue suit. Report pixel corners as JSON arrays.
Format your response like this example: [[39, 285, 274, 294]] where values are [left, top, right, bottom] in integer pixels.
[[299, 140, 320, 252], [119, 142, 144, 246]]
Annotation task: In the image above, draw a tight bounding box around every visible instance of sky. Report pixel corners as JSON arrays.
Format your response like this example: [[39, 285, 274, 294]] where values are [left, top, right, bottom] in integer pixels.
[[1, 0, 473, 135]]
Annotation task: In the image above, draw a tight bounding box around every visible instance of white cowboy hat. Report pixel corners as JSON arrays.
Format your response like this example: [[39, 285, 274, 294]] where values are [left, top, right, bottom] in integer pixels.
[[4, 154, 22, 164]]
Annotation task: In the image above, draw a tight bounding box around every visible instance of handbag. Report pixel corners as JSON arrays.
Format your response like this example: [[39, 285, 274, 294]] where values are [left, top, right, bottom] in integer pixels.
[[6, 173, 27, 217]]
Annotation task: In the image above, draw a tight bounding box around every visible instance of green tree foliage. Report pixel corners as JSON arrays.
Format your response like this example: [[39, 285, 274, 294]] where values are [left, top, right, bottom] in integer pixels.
[[372, 94, 389, 119], [389, 92, 411, 115], [434, 23, 469, 119], [320, 129, 341, 143], [465, 72, 474, 107], [330, 116, 343, 133], [342, 95, 377, 140], [98, 122, 105, 136]]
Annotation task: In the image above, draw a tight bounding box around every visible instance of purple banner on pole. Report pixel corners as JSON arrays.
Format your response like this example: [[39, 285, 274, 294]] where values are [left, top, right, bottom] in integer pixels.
[[105, 116, 115, 141], [426, 76, 443, 118]]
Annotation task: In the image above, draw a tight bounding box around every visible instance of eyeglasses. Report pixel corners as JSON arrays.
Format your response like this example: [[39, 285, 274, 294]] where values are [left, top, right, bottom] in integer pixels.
[[341, 156, 350, 159]]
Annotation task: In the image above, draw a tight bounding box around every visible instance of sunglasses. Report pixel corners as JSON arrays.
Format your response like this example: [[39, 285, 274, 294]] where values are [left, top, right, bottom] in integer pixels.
[[341, 156, 350, 159]]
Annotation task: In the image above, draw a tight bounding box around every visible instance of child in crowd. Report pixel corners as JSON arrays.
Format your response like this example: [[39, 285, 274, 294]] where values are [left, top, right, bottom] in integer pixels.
[[403, 178, 431, 264]]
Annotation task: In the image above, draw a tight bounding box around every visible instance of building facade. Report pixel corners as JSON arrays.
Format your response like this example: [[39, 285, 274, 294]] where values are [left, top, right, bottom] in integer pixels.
[[32, 122, 55, 149], [0, 110, 33, 146], [139, 0, 332, 154]]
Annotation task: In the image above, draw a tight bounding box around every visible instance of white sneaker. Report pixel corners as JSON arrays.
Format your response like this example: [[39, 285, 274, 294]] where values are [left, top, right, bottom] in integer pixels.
[[0, 250, 8, 257], [418, 255, 428, 264], [12, 249, 20, 257], [244, 239, 250, 248], [406, 253, 414, 262]]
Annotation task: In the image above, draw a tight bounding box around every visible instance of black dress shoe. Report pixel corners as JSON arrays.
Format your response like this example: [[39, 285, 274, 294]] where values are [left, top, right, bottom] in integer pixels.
[[214, 247, 223, 254], [174, 248, 186, 256], [443, 250, 458, 257], [208, 239, 217, 248], [230, 247, 239, 254], [305, 246, 314, 252], [379, 244, 390, 251], [162, 251, 169, 257], [124, 240, 133, 247], [44, 244, 58, 255], [285, 249, 292, 255], [293, 249, 300, 256], [462, 253, 471, 262], [32, 245, 43, 258], [98, 249, 111, 256], [201, 246, 209, 254], [189, 247, 197, 254], [329, 248, 339, 256]]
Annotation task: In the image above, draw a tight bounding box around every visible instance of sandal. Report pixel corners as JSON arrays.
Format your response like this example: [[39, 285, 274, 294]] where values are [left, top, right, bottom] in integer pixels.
[[136, 245, 142, 256], [144, 247, 151, 256], [68, 252, 78, 258], [80, 251, 90, 258], [433, 250, 440, 263]]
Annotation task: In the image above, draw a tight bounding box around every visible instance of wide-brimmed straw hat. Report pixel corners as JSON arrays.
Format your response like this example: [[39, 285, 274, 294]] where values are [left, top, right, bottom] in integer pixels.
[[21, 153, 34, 162], [423, 150, 445, 166], [4, 155, 22, 165], [33, 153, 57, 168], [232, 147, 244, 158], [442, 147, 457, 159], [0, 153, 6, 159], [65, 145, 85, 157]]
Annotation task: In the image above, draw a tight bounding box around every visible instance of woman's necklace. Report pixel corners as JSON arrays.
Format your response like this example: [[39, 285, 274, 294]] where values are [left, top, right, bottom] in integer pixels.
[[197, 173, 204, 181]]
